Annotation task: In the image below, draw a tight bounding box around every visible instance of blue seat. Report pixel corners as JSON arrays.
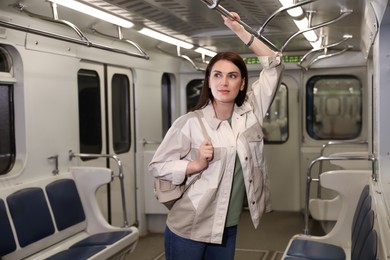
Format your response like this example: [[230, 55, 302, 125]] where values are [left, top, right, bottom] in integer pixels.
[[45, 245, 107, 260], [287, 239, 345, 260], [71, 231, 132, 247], [284, 257, 313, 260], [285, 185, 376, 260], [6, 187, 55, 247], [45, 179, 134, 257], [0, 199, 16, 256], [46, 179, 85, 230], [351, 209, 374, 259], [358, 229, 377, 260]]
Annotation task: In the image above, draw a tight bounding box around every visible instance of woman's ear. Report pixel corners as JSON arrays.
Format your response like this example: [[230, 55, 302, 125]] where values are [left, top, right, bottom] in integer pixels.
[[240, 78, 245, 91]]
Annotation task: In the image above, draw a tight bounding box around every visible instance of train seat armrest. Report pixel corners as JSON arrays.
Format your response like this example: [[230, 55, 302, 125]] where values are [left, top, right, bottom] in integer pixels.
[[71, 167, 115, 234]]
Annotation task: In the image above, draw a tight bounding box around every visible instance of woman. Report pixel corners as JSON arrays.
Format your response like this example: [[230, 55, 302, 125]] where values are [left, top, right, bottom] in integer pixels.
[[149, 12, 284, 260]]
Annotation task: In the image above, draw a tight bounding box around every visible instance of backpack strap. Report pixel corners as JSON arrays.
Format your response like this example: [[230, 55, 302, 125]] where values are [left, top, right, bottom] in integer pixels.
[[194, 110, 210, 140], [183, 110, 210, 190]]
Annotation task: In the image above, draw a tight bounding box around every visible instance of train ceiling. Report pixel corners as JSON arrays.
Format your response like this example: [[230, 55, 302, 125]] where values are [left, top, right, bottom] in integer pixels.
[[0, 0, 367, 62]]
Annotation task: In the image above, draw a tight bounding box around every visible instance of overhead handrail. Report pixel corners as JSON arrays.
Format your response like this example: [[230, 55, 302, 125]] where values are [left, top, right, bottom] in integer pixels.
[[280, 9, 353, 52], [257, 0, 318, 35], [297, 35, 352, 69], [2, 3, 149, 60], [200, 0, 279, 52], [315, 140, 368, 198], [304, 45, 353, 70], [303, 154, 376, 235], [177, 46, 206, 71], [68, 150, 129, 228], [91, 26, 149, 60]]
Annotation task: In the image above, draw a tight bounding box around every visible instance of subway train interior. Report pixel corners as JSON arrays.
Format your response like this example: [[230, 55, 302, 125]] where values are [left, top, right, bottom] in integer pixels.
[[0, 0, 389, 259]]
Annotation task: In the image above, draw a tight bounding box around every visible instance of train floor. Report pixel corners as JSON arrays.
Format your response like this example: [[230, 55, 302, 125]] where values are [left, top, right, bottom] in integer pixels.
[[126, 210, 324, 260]]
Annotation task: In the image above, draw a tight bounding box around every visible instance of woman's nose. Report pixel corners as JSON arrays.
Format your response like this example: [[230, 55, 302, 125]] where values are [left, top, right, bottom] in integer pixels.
[[220, 76, 228, 85]]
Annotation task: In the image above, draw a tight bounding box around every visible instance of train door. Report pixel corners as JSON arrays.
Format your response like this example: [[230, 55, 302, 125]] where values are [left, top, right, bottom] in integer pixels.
[[262, 74, 301, 211], [76, 61, 136, 227]]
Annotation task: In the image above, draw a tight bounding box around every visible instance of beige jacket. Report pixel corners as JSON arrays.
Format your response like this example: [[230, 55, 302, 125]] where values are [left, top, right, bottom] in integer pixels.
[[148, 55, 284, 244]]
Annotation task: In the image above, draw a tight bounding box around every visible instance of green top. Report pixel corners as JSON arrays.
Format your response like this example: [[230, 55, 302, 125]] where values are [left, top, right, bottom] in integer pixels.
[[225, 117, 246, 227]]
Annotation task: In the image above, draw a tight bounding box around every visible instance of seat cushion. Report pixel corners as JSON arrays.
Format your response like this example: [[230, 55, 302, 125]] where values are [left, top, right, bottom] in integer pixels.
[[71, 231, 131, 247], [287, 239, 346, 260], [45, 245, 106, 260], [284, 257, 312, 260]]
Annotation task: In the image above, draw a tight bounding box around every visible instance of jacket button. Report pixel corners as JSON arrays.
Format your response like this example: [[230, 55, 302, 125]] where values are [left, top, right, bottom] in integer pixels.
[[245, 157, 248, 161], [249, 179, 253, 183], [252, 201, 255, 205]]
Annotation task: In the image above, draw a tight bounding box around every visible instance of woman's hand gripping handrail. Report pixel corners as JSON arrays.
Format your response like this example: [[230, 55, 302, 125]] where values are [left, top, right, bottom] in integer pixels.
[[68, 150, 129, 228], [200, 0, 279, 51]]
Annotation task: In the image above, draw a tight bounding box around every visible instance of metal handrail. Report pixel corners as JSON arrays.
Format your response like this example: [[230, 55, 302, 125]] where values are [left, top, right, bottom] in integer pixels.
[[303, 154, 376, 235], [304, 45, 353, 70], [200, 0, 279, 51], [68, 150, 129, 228], [91, 26, 149, 60], [316, 140, 368, 198], [1, 3, 149, 60], [257, 0, 317, 35], [177, 46, 206, 71], [297, 35, 352, 69], [280, 9, 353, 52]]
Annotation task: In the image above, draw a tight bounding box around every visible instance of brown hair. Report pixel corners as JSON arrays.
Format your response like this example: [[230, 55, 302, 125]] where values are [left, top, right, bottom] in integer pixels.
[[191, 51, 248, 111]]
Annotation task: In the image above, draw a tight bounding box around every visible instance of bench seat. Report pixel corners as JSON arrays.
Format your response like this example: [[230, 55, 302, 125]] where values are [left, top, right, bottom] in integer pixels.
[[0, 167, 139, 260], [282, 170, 377, 260]]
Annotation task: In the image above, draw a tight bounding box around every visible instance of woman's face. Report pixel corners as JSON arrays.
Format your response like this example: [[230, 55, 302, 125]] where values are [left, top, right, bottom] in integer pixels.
[[209, 59, 245, 105]]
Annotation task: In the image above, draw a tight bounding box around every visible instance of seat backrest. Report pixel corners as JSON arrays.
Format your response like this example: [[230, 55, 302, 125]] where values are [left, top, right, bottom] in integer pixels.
[[351, 185, 370, 232], [352, 194, 371, 241], [46, 179, 86, 231], [0, 199, 16, 256], [6, 187, 55, 247], [352, 208, 374, 259], [356, 229, 377, 260]]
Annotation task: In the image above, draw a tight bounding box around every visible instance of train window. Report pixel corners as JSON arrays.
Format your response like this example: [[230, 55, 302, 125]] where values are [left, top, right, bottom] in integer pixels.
[[306, 75, 362, 140], [0, 84, 15, 175], [77, 69, 102, 156], [186, 79, 203, 112], [112, 74, 131, 153], [263, 84, 288, 143], [0, 47, 12, 73], [162, 73, 173, 136]]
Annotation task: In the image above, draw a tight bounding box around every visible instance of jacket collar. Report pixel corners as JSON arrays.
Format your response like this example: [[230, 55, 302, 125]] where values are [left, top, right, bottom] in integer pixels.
[[202, 101, 252, 130]]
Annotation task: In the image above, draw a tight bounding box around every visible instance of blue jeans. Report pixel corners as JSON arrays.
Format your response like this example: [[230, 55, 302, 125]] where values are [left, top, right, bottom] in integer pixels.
[[164, 225, 237, 260]]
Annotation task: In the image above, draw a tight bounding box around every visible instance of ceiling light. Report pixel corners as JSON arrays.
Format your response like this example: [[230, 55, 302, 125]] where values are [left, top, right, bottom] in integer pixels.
[[49, 0, 134, 28], [293, 17, 318, 42], [278, 0, 319, 45], [194, 47, 217, 57], [139, 28, 194, 49], [279, 0, 304, 17]]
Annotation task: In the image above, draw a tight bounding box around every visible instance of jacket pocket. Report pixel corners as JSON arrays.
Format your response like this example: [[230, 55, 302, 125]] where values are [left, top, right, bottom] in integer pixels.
[[242, 123, 264, 167]]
